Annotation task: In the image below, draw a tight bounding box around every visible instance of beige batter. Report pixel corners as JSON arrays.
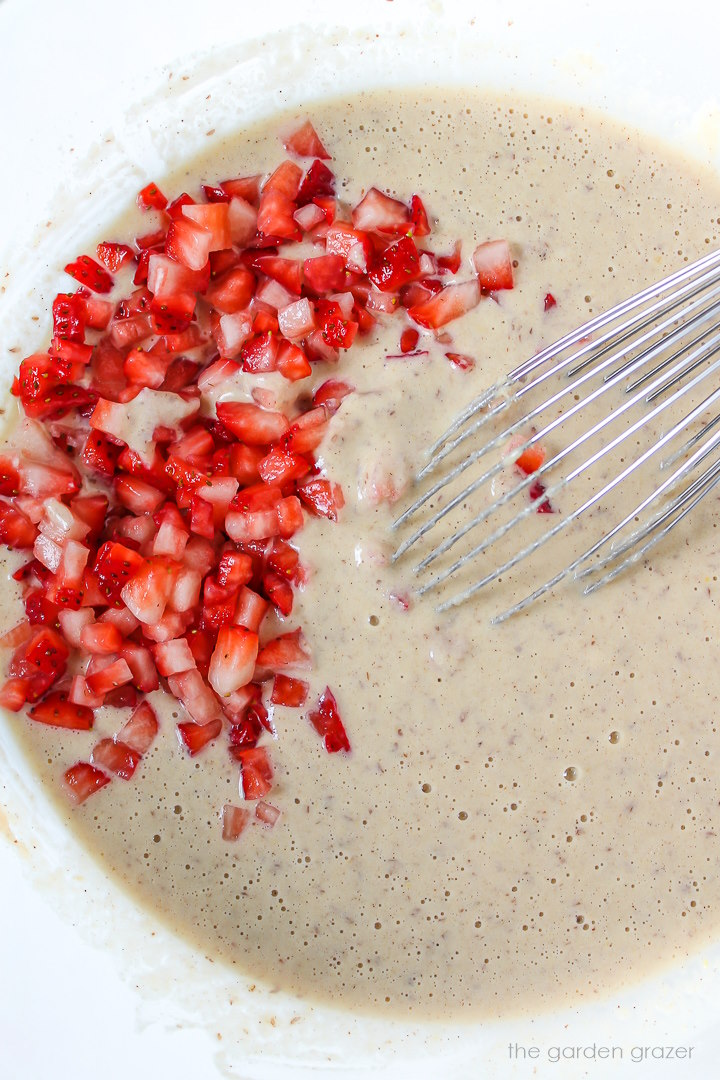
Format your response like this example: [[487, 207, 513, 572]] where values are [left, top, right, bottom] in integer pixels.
[[3, 90, 720, 1021]]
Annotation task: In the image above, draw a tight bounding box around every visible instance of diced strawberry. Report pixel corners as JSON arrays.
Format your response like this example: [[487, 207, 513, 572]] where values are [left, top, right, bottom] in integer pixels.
[[544, 292, 557, 312], [91, 738, 141, 780], [221, 803, 251, 840], [206, 266, 255, 314], [472, 239, 514, 291], [515, 444, 546, 476], [409, 194, 431, 237], [312, 379, 354, 414], [0, 677, 30, 712], [81, 430, 122, 476], [62, 762, 110, 804], [119, 642, 159, 692], [529, 480, 554, 513], [315, 299, 358, 350], [52, 293, 86, 342], [258, 447, 310, 486], [120, 557, 179, 624], [80, 622, 123, 655], [271, 674, 308, 707], [207, 626, 259, 698], [283, 120, 331, 160], [30, 691, 94, 730], [215, 402, 289, 445], [326, 223, 373, 269], [294, 202, 325, 231], [0, 501, 36, 549], [445, 351, 475, 372], [119, 700, 159, 754], [86, 658, 134, 697], [352, 188, 410, 233], [408, 279, 481, 329], [225, 506, 281, 543], [96, 241, 134, 273], [237, 745, 273, 800], [165, 218, 212, 272], [369, 236, 421, 292], [297, 477, 344, 521], [137, 182, 168, 211], [221, 174, 262, 203], [181, 202, 232, 252], [9, 628, 68, 701], [93, 541, 146, 604], [308, 686, 350, 753], [176, 716, 222, 755], [64, 255, 114, 294], [168, 668, 220, 725], [233, 586, 268, 633], [240, 331, 280, 373], [255, 628, 311, 674], [296, 160, 336, 206], [275, 340, 311, 382], [263, 571, 293, 616]]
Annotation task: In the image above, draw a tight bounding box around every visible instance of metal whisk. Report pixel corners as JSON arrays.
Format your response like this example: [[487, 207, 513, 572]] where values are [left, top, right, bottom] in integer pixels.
[[391, 248, 720, 622]]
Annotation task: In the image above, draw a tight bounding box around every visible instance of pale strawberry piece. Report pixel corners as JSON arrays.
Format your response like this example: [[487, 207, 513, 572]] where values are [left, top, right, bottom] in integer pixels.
[[68, 675, 103, 710], [99, 607, 140, 636], [352, 187, 410, 233], [171, 566, 203, 612], [165, 217, 212, 271], [237, 745, 273, 800], [33, 533, 62, 573], [227, 196, 258, 245], [278, 298, 315, 340], [59, 607, 95, 648], [214, 311, 253, 359], [62, 762, 110, 804], [294, 202, 325, 231], [168, 668, 221, 725], [208, 626, 259, 697], [225, 506, 281, 543], [86, 657, 134, 697], [152, 637, 197, 677], [255, 628, 311, 675], [283, 120, 331, 160], [234, 586, 269, 633], [143, 611, 192, 643], [408, 279, 481, 329], [119, 700, 159, 754], [221, 803, 251, 840], [255, 800, 281, 827], [181, 202, 232, 252], [91, 738, 142, 780], [472, 239, 514, 291], [215, 402, 289, 445], [120, 558, 179, 625], [80, 622, 123, 655]]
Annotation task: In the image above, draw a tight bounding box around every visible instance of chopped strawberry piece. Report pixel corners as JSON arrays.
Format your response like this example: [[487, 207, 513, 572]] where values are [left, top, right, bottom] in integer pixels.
[[255, 628, 311, 673], [93, 541, 145, 605], [52, 293, 86, 343], [208, 626, 259, 698], [271, 674, 308, 707], [315, 299, 358, 350], [409, 194, 431, 237], [445, 351, 476, 372], [29, 691, 94, 730], [119, 700, 159, 754], [86, 658, 134, 697], [168, 667, 220, 725], [206, 267, 255, 314], [352, 187, 410, 234], [296, 160, 336, 205], [64, 255, 114, 294], [181, 202, 232, 252], [0, 677, 30, 712], [283, 120, 331, 160], [120, 557, 179, 624], [312, 379, 354, 413], [221, 803, 251, 840], [472, 239, 514, 291], [529, 480, 554, 513], [400, 327, 420, 353], [80, 622, 122, 655], [62, 762, 110, 804], [308, 686, 350, 753], [369, 236, 421, 293], [0, 501, 36, 549], [216, 402, 289, 445], [544, 292, 557, 312], [408, 279, 481, 329], [221, 175, 262, 203], [165, 218, 212, 272], [237, 745, 273, 800], [137, 182, 168, 211], [91, 738, 141, 780], [255, 800, 281, 828], [515, 444, 546, 476], [176, 716, 222, 755], [10, 628, 68, 701], [297, 477, 344, 521], [96, 241, 134, 273]]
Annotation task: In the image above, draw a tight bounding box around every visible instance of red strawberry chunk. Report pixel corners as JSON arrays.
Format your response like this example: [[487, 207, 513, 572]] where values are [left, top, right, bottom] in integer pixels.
[[515, 444, 547, 476], [409, 194, 431, 237], [181, 202, 232, 252], [91, 738, 141, 780], [30, 691, 94, 730], [86, 658, 134, 697], [96, 241, 134, 273], [308, 686, 350, 753], [80, 622, 123, 655], [297, 160, 336, 205], [271, 674, 308, 707], [119, 642, 159, 692], [255, 628, 311, 674], [62, 762, 110, 804], [0, 677, 30, 712], [52, 293, 86, 342], [137, 182, 168, 211], [206, 267, 255, 314], [165, 218, 212, 272], [283, 120, 331, 160], [237, 746, 273, 800], [10, 628, 68, 701], [120, 557, 179, 624], [64, 256, 114, 294], [369, 236, 421, 292], [445, 352, 476, 372], [221, 803, 251, 840], [0, 501, 36, 549], [472, 239, 514, 291], [529, 480, 554, 513], [150, 637, 196, 677], [297, 477, 344, 521], [93, 541, 145, 604], [176, 716, 222, 755], [119, 700, 159, 754], [544, 292, 557, 312]]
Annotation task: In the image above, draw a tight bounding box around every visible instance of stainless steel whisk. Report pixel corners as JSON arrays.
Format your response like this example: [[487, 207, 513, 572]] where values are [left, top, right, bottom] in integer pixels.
[[391, 248, 720, 621]]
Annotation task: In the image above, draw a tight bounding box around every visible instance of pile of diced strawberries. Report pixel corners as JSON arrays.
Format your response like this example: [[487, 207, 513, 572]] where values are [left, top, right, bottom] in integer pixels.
[[0, 120, 514, 839]]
